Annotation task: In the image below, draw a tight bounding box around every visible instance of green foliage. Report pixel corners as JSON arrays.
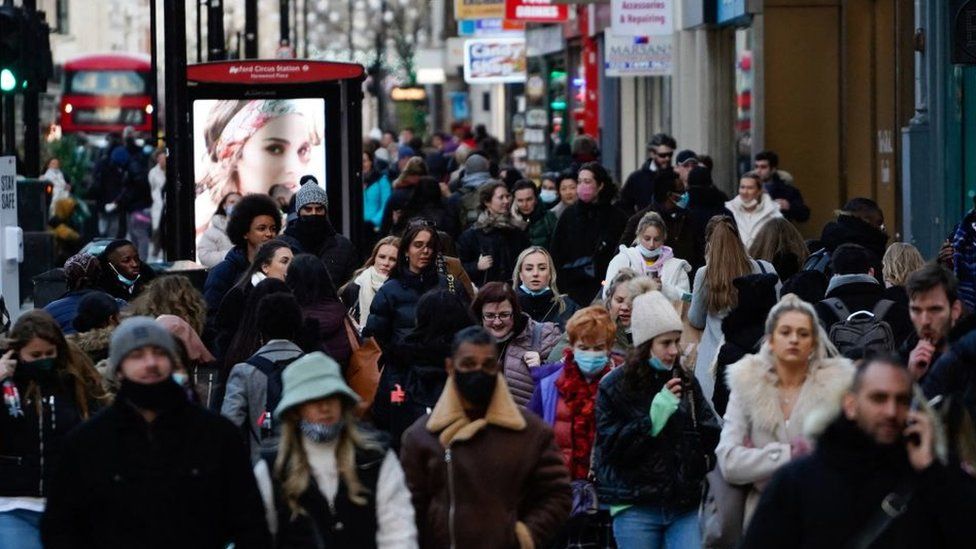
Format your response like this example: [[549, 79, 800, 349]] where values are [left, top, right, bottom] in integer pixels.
[[45, 135, 91, 197]]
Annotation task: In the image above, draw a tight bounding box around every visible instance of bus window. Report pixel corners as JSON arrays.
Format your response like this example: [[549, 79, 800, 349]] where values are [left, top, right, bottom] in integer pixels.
[[68, 70, 147, 96]]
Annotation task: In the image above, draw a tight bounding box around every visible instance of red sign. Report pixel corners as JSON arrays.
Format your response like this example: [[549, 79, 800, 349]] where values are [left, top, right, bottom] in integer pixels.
[[505, 0, 568, 22], [187, 60, 365, 84]]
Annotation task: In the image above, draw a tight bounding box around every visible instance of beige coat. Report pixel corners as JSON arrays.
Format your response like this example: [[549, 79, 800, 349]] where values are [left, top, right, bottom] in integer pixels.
[[716, 352, 853, 526]]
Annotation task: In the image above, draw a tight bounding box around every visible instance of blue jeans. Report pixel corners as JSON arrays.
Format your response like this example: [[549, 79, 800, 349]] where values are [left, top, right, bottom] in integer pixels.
[[0, 509, 43, 549], [612, 505, 700, 549]]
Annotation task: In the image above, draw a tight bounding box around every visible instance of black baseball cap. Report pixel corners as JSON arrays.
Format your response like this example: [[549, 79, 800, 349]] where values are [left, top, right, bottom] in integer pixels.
[[675, 150, 699, 166]]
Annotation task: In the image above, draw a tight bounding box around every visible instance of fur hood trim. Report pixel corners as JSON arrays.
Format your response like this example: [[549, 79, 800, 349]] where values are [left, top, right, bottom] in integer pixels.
[[426, 374, 526, 447], [726, 353, 854, 433], [67, 326, 114, 353]]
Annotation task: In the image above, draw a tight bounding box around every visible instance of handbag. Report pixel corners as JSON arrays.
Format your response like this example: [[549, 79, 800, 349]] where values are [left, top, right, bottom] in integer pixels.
[[343, 316, 382, 414], [700, 465, 748, 548], [570, 478, 599, 517]]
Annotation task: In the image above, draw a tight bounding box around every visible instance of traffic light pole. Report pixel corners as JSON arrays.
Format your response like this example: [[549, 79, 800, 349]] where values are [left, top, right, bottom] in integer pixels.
[[1, 95, 13, 157], [20, 0, 38, 178], [163, 0, 193, 260]]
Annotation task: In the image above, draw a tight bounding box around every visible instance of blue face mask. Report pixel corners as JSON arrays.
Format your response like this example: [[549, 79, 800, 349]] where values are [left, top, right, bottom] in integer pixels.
[[638, 244, 662, 259], [675, 192, 690, 210], [300, 419, 345, 443], [574, 350, 609, 376], [648, 356, 671, 372], [110, 263, 139, 287], [172, 372, 189, 387], [540, 189, 559, 204], [520, 283, 550, 297]]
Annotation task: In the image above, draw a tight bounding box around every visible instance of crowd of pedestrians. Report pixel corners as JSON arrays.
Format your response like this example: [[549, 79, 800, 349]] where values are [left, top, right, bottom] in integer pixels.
[[4, 126, 976, 548]]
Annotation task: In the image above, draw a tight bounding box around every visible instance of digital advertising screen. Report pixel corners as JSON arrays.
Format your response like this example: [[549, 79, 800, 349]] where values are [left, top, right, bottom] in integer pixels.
[[191, 98, 327, 236]]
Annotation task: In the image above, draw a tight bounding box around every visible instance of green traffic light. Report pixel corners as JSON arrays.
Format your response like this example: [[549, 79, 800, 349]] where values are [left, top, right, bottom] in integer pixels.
[[0, 68, 15, 92]]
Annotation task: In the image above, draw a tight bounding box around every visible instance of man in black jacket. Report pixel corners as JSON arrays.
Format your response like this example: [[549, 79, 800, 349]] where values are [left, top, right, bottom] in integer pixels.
[[282, 177, 358, 287], [617, 133, 675, 214], [41, 317, 271, 549], [742, 357, 976, 549], [754, 150, 810, 222]]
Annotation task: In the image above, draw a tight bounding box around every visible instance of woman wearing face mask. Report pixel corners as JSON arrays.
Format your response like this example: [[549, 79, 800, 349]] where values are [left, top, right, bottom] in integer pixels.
[[717, 294, 853, 531], [593, 291, 721, 548], [339, 236, 400, 329], [726, 173, 782, 250], [197, 192, 242, 268], [513, 246, 581, 329], [539, 173, 561, 212], [363, 222, 458, 352], [471, 282, 561, 406], [213, 239, 294, 361], [550, 162, 627, 306], [0, 311, 107, 547], [253, 352, 417, 548], [527, 306, 620, 547], [604, 211, 692, 308], [456, 180, 530, 285]]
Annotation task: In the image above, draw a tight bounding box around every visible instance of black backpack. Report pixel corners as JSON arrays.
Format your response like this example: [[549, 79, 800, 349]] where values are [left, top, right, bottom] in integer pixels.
[[803, 248, 832, 276], [824, 298, 896, 356], [245, 354, 300, 443]]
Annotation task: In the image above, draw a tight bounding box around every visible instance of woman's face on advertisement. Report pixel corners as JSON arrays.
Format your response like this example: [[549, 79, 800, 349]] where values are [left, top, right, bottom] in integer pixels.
[[236, 113, 313, 195]]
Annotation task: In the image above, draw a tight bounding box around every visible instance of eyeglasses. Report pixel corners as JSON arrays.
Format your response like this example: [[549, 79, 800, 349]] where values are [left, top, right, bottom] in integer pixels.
[[654, 151, 674, 159], [482, 311, 514, 322]]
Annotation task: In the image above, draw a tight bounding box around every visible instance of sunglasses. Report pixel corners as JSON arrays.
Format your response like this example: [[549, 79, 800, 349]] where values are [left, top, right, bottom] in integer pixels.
[[654, 151, 674, 159]]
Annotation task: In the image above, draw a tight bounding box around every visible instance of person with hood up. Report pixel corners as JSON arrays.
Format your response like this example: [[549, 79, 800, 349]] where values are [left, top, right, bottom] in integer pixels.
[[527, 306, 620, 548], [472, 282, 561, 406], [716, 294, 854, 532], [593, 291, 721, 548], [0, 311, 107, 548], [604, 210, 692, 308], [456, 180, 530, 286], [197, 192, 241, 268], [550, 162, 627, 306], [725, 172, 782, 250], [448, 153, 493, 229], [253, 352, 418, 548], [282, 177, 358, 288], [41, 317, 272, 548], [399, 326, 572, 549], [811, 197, 889, 279], [370, 289, 475, 453]]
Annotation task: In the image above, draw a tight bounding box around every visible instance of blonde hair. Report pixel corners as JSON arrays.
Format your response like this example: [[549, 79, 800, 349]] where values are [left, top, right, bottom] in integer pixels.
[[340, 236, 400, 292], [128, 276, 207, 337], [704, 216, 754, 313], [512, 246, 567, 314], [749, 217, 809, 267], [275, 408, 381, 516], [882, 243, 925, 287], [632, 211, 668, 246], [761, 293, 838, 363], [603, 268, 639, 309]]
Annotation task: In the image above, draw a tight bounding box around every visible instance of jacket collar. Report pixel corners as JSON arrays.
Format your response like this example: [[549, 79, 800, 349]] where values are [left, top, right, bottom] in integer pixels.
[[826, 273, 880, 295], [426, 374, 526, 447]]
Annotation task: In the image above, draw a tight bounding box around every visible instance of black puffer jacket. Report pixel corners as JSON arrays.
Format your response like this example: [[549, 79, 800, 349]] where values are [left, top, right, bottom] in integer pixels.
[[593, 362, 721, 510], [516, 288, 581, 330], [923, 325, 976, 422], [456, 217, 530, 286], [361, 267, 452, 351], [818, 214, 889, 279], [550, 200, 627, 306], [0, 375, 94, 497]]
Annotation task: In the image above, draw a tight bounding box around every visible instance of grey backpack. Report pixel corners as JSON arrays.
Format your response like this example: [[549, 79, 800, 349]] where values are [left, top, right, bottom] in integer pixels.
[[825, 298, 896, 356]]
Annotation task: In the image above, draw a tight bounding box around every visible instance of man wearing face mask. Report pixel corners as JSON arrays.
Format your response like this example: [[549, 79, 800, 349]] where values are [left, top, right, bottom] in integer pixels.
[[400, 326, 571, 549], [41, 317, 272, 549], [282, 177, 359, 287], [96, 239, 156, 302]]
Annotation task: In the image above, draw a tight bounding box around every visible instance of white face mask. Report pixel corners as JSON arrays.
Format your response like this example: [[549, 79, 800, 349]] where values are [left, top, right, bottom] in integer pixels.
[[540, 189, 558, 204], [639, 244, 662, 259]]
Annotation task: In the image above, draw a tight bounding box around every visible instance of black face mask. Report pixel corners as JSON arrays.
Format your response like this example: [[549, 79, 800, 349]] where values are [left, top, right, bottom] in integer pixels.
[[118, 378, 184, 412], [14, 357, 58, 385], [296, 214, 333, 247], [454, 370, 497, 409]]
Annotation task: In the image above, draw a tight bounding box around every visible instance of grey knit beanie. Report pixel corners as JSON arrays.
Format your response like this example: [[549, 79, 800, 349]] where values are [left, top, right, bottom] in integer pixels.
[[295, 178, 329, 211], [108, 316, 178, 378]]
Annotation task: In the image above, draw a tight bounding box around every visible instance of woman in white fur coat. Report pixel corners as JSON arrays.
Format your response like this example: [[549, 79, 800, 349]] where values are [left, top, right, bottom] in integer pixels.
[[725, 172, 782, 250], [716, 294, 854, 529], [603, 211, 691, 307]]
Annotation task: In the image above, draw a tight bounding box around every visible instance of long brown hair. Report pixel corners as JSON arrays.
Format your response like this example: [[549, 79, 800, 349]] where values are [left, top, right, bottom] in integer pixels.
[[748, 217, 809, 267], [3, 310, 107, 417], [274, 407, 380, 516], [704, 216, 754, 313]]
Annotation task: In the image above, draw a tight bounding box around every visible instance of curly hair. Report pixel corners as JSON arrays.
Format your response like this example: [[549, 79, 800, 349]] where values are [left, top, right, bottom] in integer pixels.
[[225, 194, 281, 248], [128, 275, 208, 336]]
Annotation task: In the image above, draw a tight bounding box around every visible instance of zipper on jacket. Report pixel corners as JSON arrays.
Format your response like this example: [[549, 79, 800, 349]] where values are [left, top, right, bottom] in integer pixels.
[[37, 397, 47, 494], [445, 446, 457, 549]]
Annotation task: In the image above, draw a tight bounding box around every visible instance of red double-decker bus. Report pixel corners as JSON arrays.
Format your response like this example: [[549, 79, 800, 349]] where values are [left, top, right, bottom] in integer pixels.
[[58, 53, 153, 135]]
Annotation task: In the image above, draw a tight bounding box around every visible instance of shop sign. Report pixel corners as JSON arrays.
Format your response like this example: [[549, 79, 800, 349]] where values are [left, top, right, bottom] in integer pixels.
[[526, 108, 548, 127], [450, 92, 471, 119], [457, 18, 526, 36], [611, 0, 673, 37], [604, 34, 672, 77], [390, 87, 428, 101], [463, 38, 527, 84], [455, 0, 506, 20], [505, 0, 568, 22], [526, 24, 565, 56]]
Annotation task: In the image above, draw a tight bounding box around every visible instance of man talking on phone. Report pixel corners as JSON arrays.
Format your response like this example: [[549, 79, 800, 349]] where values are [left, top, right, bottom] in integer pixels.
[[740, 356, 976, 548]]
